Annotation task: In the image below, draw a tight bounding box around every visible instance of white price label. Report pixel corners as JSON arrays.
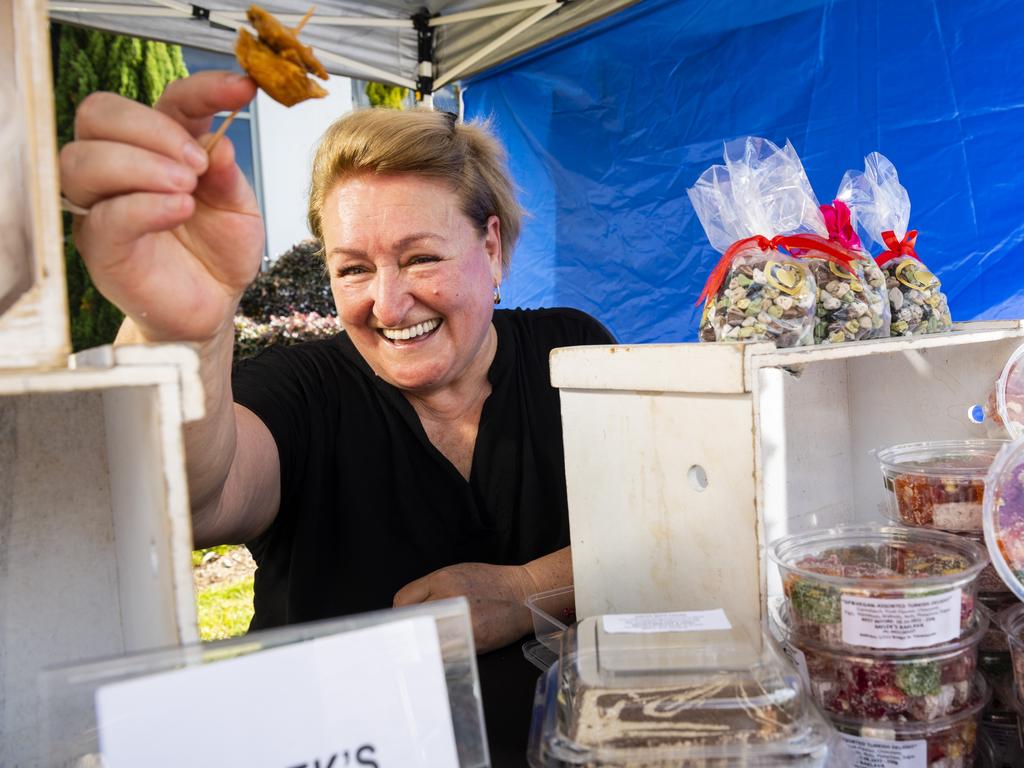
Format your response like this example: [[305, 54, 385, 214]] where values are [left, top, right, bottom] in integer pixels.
[[841, 590, 961, 649], [840, 734, 926, 768], [602, 609, 731, 634], [96, 616, 458, 768]]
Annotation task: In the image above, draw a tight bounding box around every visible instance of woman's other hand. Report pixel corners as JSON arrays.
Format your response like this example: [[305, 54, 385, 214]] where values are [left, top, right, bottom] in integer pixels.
[[59, 71, 264, 344], [393, 562, 538, 653]]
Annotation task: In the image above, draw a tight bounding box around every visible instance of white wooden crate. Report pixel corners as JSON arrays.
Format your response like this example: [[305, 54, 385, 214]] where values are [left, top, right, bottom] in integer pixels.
[[0, 344, 204, 766], [0, 0, 71, 369], [551, 321, 1024, 640]]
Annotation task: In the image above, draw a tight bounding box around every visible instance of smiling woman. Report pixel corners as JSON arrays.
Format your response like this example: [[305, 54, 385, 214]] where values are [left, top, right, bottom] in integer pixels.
[[59, 73, 614, 653]]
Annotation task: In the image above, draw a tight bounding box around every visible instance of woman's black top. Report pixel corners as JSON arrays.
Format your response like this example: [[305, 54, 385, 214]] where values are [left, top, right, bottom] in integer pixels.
[[231, 307, 614, 630]]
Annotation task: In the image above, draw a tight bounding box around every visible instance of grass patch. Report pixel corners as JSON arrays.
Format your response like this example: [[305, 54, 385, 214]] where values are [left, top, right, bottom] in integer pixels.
[[196, 577, 255, 641], [192, 544, 237, 567]]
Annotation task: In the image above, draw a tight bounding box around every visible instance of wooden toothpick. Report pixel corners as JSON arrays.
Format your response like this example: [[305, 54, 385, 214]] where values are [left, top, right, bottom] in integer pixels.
[[204, 107, 240, 155]]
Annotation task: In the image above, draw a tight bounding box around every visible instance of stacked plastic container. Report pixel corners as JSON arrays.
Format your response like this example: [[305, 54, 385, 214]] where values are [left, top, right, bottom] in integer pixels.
[[874, 438, 1021, 750], [769, 525, 992, 766], [528, 614, 838, 766], [978, 344, 1024, 765]]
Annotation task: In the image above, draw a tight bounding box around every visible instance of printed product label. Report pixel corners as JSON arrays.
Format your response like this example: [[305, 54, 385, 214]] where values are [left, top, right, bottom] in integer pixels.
[[840, 734, 926, 768], [841, 589, 961, 649], [602, 609, 731, 634]]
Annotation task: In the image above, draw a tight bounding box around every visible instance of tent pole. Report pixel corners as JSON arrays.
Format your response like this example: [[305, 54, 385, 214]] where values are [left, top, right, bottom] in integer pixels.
[[412, 8, 436, 104]]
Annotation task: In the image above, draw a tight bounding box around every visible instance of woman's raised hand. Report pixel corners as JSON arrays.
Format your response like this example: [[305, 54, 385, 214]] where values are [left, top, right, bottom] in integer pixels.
[[59, 71, 264, 344]]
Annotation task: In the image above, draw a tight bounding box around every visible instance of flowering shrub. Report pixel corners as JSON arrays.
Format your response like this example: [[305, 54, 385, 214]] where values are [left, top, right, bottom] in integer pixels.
[[233, 313, 342, 360], [234, 312, 343, 359], [238, 240, 334, 319], [234, 240, 342, 359]]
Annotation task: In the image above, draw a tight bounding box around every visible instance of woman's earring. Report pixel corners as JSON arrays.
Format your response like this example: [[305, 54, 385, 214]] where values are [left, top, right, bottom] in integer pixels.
[[493, 285, 501, 305]]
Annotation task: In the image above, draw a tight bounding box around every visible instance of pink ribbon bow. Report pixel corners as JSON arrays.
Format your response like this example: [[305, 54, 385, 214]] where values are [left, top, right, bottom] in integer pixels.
[[820, 200, 861, 250]]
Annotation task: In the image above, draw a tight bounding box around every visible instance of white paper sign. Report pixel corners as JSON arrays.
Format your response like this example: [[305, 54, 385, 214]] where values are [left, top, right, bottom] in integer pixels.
[[96, 616, 459, 768], [602, 609, 731, 634], [841, 590, 961, 649], [840, 734, 926, 768]]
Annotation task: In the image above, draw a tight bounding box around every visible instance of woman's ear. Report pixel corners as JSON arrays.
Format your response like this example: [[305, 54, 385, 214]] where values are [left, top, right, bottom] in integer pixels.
[[485, 215, 503, 284]]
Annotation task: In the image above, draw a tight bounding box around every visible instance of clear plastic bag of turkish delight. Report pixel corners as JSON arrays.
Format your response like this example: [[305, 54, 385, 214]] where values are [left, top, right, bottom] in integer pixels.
[[689, 138, 817, 347], [838, 153, 953, 336]]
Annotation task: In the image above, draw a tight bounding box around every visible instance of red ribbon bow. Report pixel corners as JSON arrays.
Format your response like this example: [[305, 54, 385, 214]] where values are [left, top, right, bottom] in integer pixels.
[[696, 233, 858, 307], [821, 200, 861, 250], [875, 229, 919, 268]]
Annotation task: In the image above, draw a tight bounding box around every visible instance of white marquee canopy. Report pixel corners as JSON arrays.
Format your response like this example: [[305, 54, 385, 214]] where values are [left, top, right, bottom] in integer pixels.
[[49, 0, 638, 95]]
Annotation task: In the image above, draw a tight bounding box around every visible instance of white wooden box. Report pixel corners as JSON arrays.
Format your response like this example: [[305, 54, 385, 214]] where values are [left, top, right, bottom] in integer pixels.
[[0, 0, 70, 369], [551, 321, 1024, 640], [0, 345, 204, 766]]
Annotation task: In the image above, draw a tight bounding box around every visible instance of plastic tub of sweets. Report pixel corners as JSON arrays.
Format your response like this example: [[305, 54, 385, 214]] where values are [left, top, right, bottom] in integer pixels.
[[830, 675, 989, 768], [997, 602, 1024, 708], [526, 585, 575, 655], [769, 525, 988, 650], [876, 440, 1005, 531], [771, 599, 985, 722], [965, 534, 1015, 596], [979, 711, 1023, 768], [982, 438, 1024, 601], [978, 595, 1016, 653], [527, 616, 835, 767]]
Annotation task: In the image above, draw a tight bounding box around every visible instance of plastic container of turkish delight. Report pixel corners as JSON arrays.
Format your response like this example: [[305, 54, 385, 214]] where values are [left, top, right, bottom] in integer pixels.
[[771, 598, 985, 723], [979, 709, 1024, 768], [967, 537, 1016, 597], [769, 524, 989, 650], [986, 343, 1024, 441], [829, 675, 989, 768], [526, 586, 576, 655], [979, 595, 1017, 652], [527, 616, 835, 766], [875, 440, 1006, 532], [982, 438, 1024, 601], [977, 650, 1016, 715], [997, 602, 1024, 710]]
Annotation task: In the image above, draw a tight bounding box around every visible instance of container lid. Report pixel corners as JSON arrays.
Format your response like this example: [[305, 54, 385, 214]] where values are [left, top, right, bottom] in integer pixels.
[[982, 438, 1024, 600], [769, 524, 989, 589], [996, 344, 1024, 439], [875, 439, 1005, 478], [531, 617, 833, 765]]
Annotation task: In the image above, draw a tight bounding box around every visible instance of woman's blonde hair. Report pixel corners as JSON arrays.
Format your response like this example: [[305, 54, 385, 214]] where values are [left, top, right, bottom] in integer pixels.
[[308, 108, 522, 273]]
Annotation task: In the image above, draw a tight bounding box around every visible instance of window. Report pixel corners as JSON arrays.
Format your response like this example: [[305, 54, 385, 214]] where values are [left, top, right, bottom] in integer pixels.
[[181, 47, 262, 206]]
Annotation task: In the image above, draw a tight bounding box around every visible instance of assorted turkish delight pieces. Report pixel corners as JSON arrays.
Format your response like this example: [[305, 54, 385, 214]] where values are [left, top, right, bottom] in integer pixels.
[[984, 442, 1024, 596], [877, 441, 1004, 533], [779, 541, 982, 648], [832, 692, 986, 768]]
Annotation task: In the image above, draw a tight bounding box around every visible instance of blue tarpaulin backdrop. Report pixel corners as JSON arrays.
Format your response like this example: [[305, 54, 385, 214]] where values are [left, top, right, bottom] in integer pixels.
[[463, 0, 1024, 343]]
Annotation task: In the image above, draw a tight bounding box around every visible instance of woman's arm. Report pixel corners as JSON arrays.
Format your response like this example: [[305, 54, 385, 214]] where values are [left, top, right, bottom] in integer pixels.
[[65, 72, 280, 546], [393, 546, 574, 653]]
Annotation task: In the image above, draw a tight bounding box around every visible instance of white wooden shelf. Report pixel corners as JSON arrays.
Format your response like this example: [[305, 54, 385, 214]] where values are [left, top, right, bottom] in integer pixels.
[[0, 344, 204, 764], [552, 321, 1024, 642]]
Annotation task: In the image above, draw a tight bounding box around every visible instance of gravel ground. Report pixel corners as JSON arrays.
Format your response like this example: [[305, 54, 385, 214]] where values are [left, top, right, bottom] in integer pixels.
[[192, 545, 256, 592]]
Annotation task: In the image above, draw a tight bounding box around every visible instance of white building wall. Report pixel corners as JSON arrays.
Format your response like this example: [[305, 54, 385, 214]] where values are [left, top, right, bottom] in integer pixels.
[[254, 75, 353, 261]]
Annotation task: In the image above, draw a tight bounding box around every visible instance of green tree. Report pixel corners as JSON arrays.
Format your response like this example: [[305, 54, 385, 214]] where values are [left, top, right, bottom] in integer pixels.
[[365, 81, 407, 110], [53, 25, 189, 351]]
